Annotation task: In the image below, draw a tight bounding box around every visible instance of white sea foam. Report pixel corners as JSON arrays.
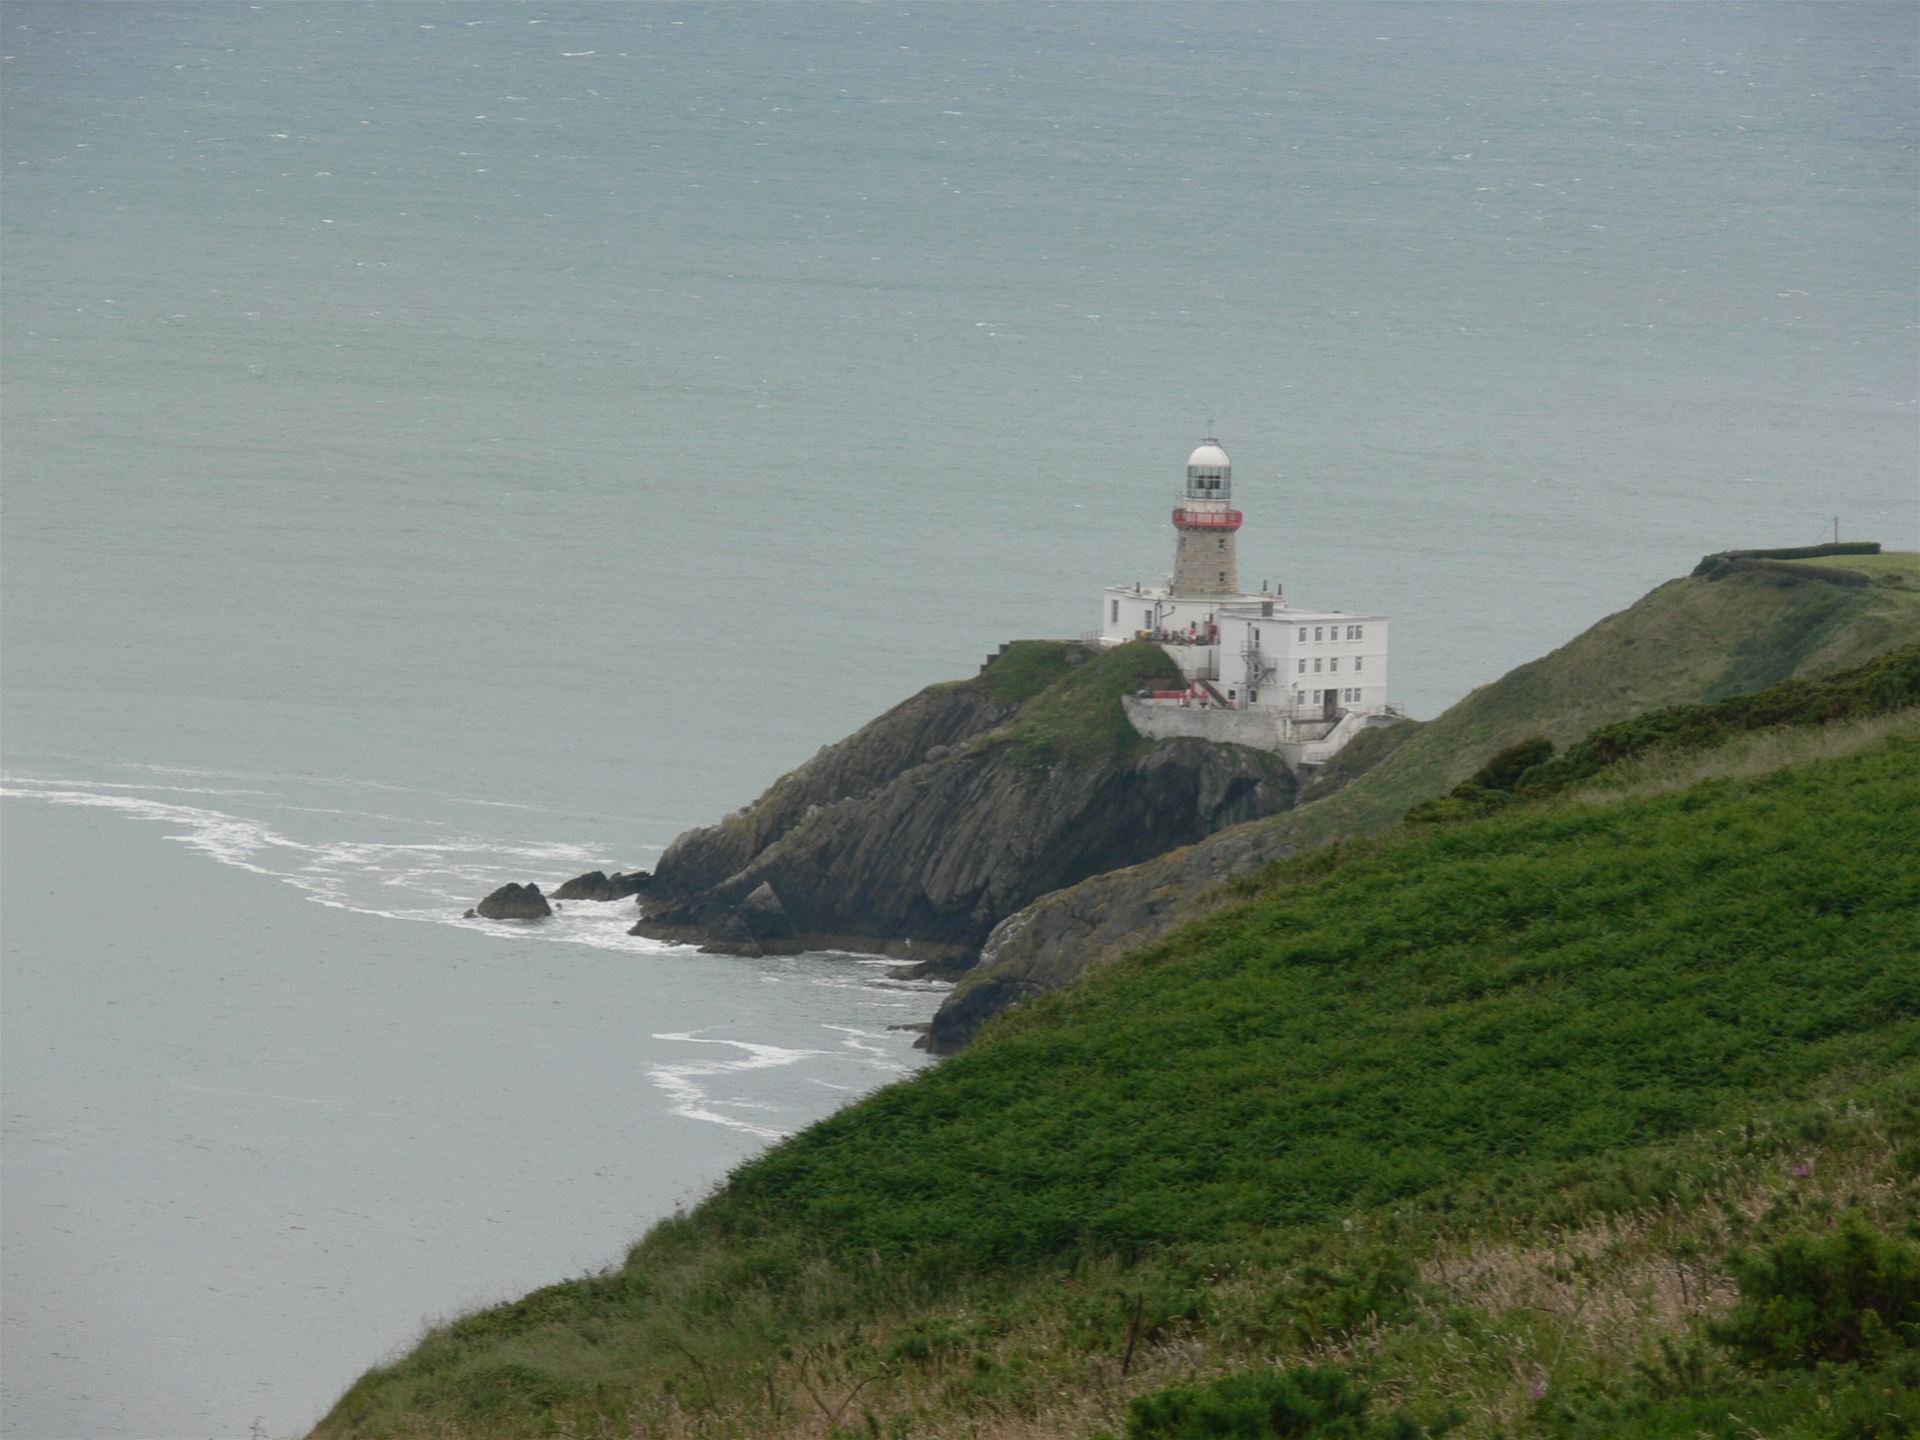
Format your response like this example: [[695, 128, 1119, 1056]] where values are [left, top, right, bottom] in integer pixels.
[[822, 1025, 910, 1072], [0, 775, 666, 952], [646, 1031, 829, 1139]]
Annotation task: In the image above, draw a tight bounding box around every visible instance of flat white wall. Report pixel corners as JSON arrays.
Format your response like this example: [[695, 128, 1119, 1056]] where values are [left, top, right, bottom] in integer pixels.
[[1214, 610, 1390, 713], [1103, 590, 1392, 716], [1101, 586, 1156, 641], [1101, 587, 1231, 644], [1275, 616, 1390, 712], [1122, 697, 1284, 750]]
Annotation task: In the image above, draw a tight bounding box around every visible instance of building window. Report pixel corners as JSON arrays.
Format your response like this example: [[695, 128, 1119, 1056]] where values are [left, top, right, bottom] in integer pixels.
[[1297, 659, 1306, 674], [1354, 656, 1363, 672], [1143, 611, 1152, 630], [1298, 628, 1307, 641], [1329, 657, 1339, 672], [1261, 601, 1273, 617], [1314, 658, 1322, 673], [1110, 599, 1119, 624], [1314, 627, 1323, 641], [1354, 625, 1364, 640]]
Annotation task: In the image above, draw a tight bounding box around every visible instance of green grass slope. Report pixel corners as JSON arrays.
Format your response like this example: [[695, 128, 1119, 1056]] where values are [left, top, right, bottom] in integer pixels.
[[1290, 556, 1920, 838], [928, 558, 1920, 1050], [314, 664, 1920, 1440]]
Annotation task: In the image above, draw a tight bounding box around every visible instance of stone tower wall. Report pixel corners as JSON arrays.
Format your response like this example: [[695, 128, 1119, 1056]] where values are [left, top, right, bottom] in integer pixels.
[[1171, 527, 1239, 596]]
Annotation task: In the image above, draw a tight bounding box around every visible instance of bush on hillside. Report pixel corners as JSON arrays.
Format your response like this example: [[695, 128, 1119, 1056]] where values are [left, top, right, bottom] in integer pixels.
[[1693, 542, 1882, 574], [1405, 736, 1554, 824], [1402, 645, 1920, 823], [1709, 1217, 1920, 1370], [1522, 645, 1920, 796], [1121, 1364, 1450, 1439], [1466, 734, 1556, 792]]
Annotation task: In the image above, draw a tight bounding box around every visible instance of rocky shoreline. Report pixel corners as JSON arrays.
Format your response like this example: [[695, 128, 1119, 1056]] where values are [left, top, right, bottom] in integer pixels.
[[621, 641, 1291, 964], [463, 562, 1920, 1053]]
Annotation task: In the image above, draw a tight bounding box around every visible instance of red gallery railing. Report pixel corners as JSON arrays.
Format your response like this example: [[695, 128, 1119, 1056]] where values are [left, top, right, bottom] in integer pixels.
[[1171, 506, 1244, 529]]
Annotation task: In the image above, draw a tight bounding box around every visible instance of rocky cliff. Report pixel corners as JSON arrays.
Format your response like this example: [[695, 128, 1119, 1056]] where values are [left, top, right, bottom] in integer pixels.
[[633, 640, 1295, 961], [924, 556, 1920, 1050]]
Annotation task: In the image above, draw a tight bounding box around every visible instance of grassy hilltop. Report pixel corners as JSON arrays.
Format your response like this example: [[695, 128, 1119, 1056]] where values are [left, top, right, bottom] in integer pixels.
[[314, 560, 1920, 1440], [926, 550, 1920, 1049]]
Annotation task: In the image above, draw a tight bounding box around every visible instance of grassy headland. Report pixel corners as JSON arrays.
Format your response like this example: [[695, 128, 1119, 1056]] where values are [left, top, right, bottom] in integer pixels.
[[927, 555, 1920, 1050], [315, 647, 1920, 1440]]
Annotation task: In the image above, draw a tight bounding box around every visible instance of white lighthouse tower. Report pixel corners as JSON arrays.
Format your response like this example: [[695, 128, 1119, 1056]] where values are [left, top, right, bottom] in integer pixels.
[[1098, 434, 1400, 768], [1169, 439, 1242, 595]]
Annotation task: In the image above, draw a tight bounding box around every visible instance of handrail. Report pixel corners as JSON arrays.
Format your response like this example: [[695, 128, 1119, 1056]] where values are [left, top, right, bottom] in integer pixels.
[[1171, 506, 1244, 530]]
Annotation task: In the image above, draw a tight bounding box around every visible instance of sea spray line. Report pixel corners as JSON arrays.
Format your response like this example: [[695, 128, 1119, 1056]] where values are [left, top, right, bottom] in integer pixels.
[[0, 778, 661, 951], [647, 1031, 836, 1140], [821, 1025, 913, 1071]]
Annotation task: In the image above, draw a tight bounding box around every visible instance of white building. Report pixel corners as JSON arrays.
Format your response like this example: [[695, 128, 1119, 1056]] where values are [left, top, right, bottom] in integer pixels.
[[1100, 438, 1401, 767]]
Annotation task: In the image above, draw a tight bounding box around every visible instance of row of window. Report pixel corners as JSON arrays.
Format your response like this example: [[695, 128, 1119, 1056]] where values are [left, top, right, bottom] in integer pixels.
[[1299, 656, 1364, 674], [1298, 624, 1366, 642], [1298, 688, 1365, 704]]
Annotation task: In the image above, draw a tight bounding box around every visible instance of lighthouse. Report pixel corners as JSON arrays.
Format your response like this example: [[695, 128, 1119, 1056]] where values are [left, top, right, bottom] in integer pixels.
[[1098, 433, 1399, 768], [1169, 438, 1242, 595]]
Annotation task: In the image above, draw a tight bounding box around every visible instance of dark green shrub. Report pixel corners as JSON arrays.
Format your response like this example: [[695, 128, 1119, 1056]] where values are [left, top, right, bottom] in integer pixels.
[[1406, 737, 1555, 824], [1465, 735, 1555, 792], [1694, 543, 1883, 571], [1709, 1218, 1920, 1369], [1124, 1367, 1454, 1439], [1517, 645, 1920, 797], [1125, 1366, 1383, 1438]]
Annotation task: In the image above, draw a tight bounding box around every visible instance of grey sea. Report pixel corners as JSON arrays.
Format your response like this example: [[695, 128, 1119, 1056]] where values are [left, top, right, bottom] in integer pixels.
[[3, 4, 1914, 1436]]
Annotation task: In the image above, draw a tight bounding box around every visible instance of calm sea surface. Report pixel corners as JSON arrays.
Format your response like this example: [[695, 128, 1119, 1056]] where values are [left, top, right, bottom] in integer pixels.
[[3, 5, 1914, 1435]]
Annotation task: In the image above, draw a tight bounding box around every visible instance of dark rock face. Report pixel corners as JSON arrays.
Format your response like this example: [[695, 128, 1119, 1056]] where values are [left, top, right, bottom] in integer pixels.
[[738, 881, 792, 939], [646, 680, 1026, 905], [634, 717, 1292, 962], [550, 869, 651, 902], [475, 882, 552, 920]]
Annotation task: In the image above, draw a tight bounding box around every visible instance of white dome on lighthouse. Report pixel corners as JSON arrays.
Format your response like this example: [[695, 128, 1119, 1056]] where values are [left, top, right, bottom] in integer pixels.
[[1187, 441, 1231, 469]]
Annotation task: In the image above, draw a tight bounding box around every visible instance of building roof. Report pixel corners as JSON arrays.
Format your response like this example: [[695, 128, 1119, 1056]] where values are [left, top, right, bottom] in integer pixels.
[[1102, 583, 1385, 623], [1186, 441, 1231, 469]]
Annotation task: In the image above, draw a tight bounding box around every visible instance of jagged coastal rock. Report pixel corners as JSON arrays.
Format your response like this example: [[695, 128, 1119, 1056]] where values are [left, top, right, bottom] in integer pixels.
[[550, 869, 650, 902], [474, 882, 552, 920], [631, 641, 1294, 961]]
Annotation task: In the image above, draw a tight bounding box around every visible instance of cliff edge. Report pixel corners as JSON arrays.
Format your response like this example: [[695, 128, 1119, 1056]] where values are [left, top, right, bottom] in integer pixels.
[[632, 640, 1296, 960]]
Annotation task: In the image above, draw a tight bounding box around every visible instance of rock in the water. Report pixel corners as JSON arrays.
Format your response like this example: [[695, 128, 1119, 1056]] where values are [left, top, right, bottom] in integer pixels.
[[475, 882, 552, 920], [550, 869, 651, 902]]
